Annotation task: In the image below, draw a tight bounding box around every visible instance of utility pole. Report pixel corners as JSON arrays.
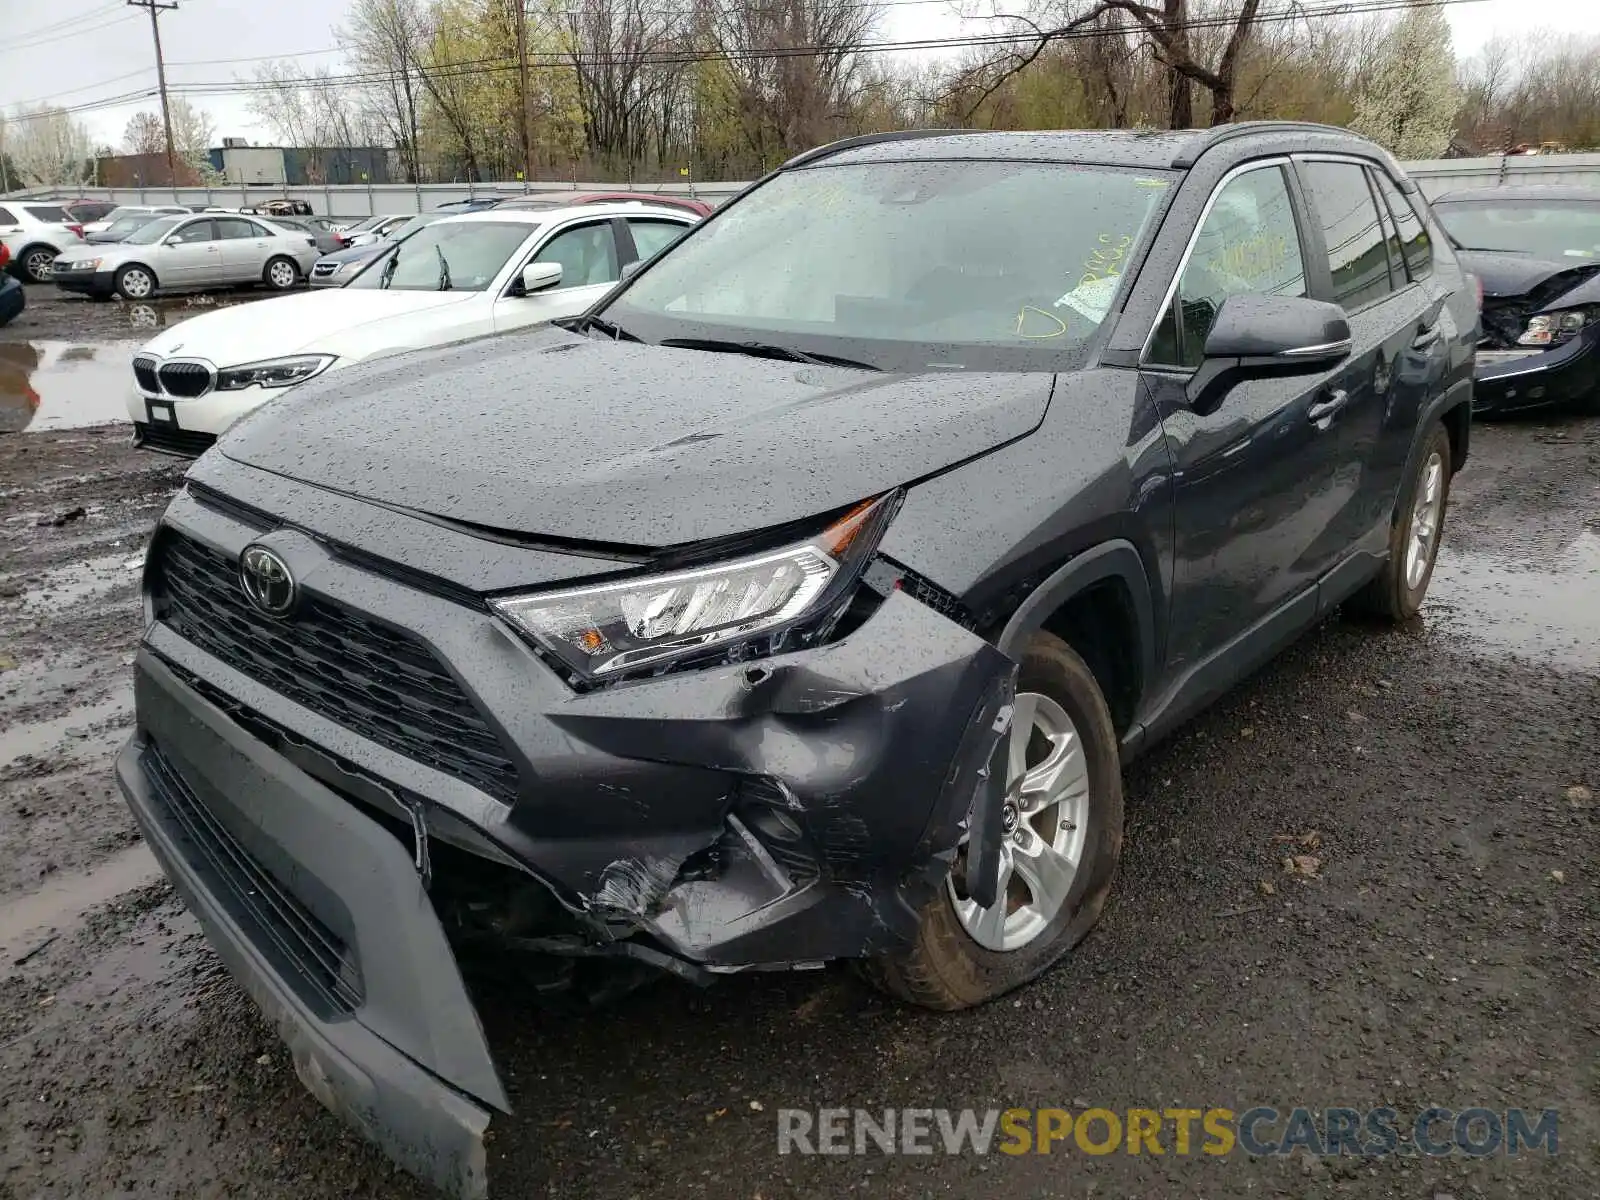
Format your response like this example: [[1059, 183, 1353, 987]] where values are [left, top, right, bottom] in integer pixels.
[[128, 0, 179, 182], [512, 0, 533, 187]]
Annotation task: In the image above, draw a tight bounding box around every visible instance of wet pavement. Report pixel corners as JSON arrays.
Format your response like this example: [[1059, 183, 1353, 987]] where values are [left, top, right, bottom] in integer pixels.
[[0, 415, 1595, 1199]]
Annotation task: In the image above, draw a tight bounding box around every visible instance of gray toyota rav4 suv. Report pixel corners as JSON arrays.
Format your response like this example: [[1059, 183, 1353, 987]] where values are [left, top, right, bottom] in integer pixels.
[[118, 123, 1475, 1195]]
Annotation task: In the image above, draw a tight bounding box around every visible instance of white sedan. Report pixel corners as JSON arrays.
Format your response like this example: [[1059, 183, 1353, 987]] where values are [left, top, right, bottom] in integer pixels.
[[124, 203, 698, 456]]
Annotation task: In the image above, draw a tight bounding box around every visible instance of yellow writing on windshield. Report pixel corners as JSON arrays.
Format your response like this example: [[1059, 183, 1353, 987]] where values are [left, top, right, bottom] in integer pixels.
[[1078, 232, 1134, 288]]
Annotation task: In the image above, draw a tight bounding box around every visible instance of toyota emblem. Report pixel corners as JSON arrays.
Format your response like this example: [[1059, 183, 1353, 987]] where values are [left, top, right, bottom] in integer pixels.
[[239, 545, 297, 618]]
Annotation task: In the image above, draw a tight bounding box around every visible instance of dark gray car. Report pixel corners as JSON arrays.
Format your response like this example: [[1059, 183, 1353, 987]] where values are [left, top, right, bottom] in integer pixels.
[[260, 215, 343, 256], [119, 122, 1476, 1198]]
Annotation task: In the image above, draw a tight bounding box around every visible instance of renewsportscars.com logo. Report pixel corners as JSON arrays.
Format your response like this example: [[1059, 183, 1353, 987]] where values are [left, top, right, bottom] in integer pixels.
[[777, 1106, 1559, 1158]]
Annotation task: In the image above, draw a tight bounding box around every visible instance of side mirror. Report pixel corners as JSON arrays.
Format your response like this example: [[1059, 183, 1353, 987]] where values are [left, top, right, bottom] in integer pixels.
[[518, 261, 562, 295], [620, 260, 642, 281], [1188, 294, 1351, 413]]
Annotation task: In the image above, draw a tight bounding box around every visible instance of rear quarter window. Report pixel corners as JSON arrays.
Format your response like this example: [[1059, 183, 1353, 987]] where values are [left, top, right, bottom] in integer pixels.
[[1371, 171, 1433, 282], [23, 205, 71, 222]]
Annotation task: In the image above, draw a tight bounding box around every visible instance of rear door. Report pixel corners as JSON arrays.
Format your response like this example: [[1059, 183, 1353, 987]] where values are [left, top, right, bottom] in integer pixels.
[[159, 218, 225, 286], [1143, 160, 1351, 679], [215, 217, 273, 282], [1292, 157, 1441, 588], [493, 218, 622, 332]]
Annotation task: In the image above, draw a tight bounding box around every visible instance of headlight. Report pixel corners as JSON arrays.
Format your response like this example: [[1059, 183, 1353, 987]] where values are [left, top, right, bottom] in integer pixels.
[[492, 493, 899, 682], [215, 354, 336, 391], [1518, 307, 1597, 346]]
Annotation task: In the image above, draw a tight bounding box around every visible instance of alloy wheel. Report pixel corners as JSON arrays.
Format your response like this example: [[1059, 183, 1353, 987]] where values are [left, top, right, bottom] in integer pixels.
[[25, 250, 53, 282], [949, 691, 1092, 952], [269, 260, 297, 288], [1405, 450, 1444, 590], [119, 269, 153, 299]]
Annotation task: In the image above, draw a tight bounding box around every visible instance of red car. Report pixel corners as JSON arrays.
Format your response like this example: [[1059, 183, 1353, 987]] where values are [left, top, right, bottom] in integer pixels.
[[492, 190, 713, 217]]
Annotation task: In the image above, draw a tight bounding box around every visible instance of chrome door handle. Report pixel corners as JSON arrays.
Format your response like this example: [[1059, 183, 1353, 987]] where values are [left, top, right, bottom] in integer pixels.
[[1308, 389, 1349, 424]]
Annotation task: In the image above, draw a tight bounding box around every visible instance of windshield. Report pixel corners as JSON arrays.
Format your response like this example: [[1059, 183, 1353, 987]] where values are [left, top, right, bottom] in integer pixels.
[[344, 215, 388, 234], [126, 217, 183, 246], [603, 160, 1172, 371], [346, 220, 535, 291], [105, 215, 159, 237], [389, 214, 439, 241], [1434, 200, 1600, 259]]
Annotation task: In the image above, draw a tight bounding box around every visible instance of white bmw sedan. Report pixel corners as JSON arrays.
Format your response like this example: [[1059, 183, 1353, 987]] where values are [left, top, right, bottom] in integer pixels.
[[123, 203, 698, 455]]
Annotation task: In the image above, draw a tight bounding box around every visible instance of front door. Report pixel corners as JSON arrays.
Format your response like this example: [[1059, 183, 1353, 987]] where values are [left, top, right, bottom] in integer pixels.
[[493, 219, 623, 333], [160, 219, 224, 287], [1142, 162, 1352, 684]]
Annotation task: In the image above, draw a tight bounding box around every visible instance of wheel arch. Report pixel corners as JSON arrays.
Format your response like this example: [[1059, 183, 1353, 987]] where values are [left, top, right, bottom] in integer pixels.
[[16, 243, 59, 276], [115, 261, 160, 292], [993, 540, 1157, 738]]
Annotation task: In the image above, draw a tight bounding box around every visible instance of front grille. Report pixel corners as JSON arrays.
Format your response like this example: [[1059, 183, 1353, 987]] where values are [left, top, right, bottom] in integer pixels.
[[140, 740, 364, 1016], [158, 361, 212, 398], [311, 261, 339, 277], [134, 421, 216, 458], [152, 531, 521, 804], [132, 356, 159, 393]]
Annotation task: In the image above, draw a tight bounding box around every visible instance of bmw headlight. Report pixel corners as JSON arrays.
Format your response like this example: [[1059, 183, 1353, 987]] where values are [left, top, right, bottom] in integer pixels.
[[215, 354, 336, 391], [491, 493, 899, 683]]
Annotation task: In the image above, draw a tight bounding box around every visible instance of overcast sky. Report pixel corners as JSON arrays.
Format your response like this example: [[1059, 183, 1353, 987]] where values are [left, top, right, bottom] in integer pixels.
[[3, 0, 1597, 150]]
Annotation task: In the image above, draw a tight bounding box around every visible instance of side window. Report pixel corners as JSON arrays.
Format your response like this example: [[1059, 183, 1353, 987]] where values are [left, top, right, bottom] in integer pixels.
[[1370, 169, 1433, 282], [627, 218, 688, 262], [170, 220, 217, 244], [213, 218, 258, 240], [1298, 160, 1393, 310], [0, 207, 15, 225], [1367, 169, 1404, 290], [1148, 166, 1307, 369], [532, 222, 619, 288]]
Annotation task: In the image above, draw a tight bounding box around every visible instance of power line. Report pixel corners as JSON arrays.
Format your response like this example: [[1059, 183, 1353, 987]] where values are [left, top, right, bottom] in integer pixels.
[[3, 9, 138, 55], [9, 2, 122, 44]]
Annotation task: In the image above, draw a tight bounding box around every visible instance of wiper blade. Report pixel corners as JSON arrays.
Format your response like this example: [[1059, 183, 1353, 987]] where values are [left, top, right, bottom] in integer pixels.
[[435, 244, 452, 291], [658, 337, 879, 371], [556, 313, 642, 342]]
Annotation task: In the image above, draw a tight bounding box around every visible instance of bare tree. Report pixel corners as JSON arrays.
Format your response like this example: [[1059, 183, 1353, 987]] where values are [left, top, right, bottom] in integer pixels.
[[342, 0, 428, 181], [123, 112, 166, 155], [564, 0, 689, 167]]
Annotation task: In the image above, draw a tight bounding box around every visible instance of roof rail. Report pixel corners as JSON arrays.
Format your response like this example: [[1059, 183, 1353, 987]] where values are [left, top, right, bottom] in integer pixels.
[[782, 128, 984, 170], [1169, 121, 1363, 168]]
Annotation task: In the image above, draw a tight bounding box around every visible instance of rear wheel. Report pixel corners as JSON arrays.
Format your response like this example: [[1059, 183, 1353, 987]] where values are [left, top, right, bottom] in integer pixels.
[[19, 245, 56, 283], [264, 256, 300, 291], [1348, 422, 1452, 622], [112, 264, 156, 301], [864, 632, 1124, 1010]]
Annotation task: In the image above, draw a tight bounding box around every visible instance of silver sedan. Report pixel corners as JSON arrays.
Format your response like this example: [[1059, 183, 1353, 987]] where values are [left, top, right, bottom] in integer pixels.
[[49, 213, 321, 301]]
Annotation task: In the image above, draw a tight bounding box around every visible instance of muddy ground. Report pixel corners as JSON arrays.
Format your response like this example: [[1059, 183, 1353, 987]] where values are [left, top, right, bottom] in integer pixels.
[[0, 330, 1597, 1197]]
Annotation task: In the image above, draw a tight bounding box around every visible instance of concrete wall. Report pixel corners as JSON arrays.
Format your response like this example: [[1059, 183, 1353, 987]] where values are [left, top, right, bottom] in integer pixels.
[[14, 152, 1600, 217]]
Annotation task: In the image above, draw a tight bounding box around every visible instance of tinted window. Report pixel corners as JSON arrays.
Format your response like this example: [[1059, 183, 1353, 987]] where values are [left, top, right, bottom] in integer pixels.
[[23, 205, 71, 222], [0, 208, 15, 225], [1432, 200, 1600, 261], [170, 220, 217, 245], [214, 218, 260, 240], [1298, 160, 1393, 310], [1368, 171, 1404, 290], [1371, 170, 1432, 281], [1148, 166, 1307, 369], [627, 218, 688, 261], [347, 220, 533, 292], [534, 222, 619, 288]]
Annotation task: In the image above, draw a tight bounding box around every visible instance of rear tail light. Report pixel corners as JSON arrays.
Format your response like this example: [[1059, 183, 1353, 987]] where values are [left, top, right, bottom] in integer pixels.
[[68, 223, 84, 238]]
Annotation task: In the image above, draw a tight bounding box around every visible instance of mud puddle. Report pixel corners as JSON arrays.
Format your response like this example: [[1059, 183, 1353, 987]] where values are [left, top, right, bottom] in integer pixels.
[[1426, 528, 1600, 669], [0, 842, 160, 964], [4, 550, 144, 614], [0, 692, 132, 773], [0, 341, 132, 434]]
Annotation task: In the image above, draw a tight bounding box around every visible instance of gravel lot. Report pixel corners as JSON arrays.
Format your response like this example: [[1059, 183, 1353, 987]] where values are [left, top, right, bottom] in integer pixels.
[[0, 306, 1596, 1198]]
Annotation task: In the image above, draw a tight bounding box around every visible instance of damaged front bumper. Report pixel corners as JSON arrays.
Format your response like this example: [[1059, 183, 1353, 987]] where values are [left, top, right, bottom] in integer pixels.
[[122, 478, 1015, 1193], [1472, 324, 1600, 414]]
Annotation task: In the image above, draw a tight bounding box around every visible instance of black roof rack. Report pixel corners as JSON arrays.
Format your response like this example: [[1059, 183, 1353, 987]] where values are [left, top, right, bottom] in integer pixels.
[[1169, 121, 1363, 168], [782, 128, 985, 170]]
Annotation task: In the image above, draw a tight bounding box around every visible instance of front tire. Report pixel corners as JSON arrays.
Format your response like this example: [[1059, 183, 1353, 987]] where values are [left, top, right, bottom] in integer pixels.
[[112, 264, 157, 301], [1348, 422, 1452, 622], [864, 631, 1124, 1010], [264, 256, 300, 291]]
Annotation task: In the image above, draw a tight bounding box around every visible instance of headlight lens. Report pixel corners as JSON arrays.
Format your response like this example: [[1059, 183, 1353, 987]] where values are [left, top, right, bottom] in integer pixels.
[[73, 258, 101, 271], [492, 494, 898, 682], [1518, 307, 1597, 346], [215, 354, 336, 390]]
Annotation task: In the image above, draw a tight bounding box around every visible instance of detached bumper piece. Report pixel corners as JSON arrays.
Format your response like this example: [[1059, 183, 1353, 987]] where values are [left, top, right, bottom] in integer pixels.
[[117, 653, 509, 1200], [133, 421, 218, 459]]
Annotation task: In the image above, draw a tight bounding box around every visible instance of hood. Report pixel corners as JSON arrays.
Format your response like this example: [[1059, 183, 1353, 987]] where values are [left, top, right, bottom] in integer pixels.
[[1455, 249, 1600, 302], [220, 329, 1054, 547], [140, 288, 474, 365], [319, 242, 388, 266]]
